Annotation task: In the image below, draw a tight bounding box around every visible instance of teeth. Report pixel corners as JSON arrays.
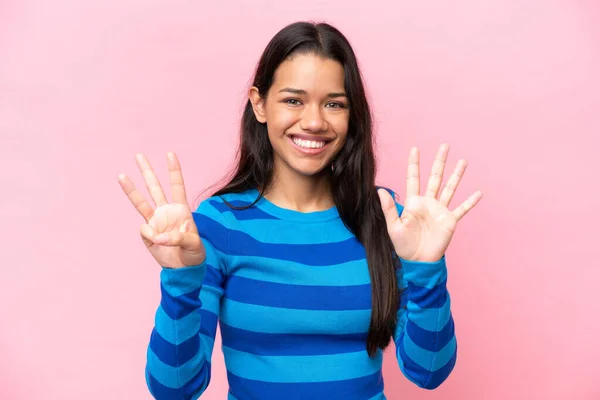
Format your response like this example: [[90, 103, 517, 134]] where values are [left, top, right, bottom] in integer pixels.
[[293, 137, 326, 149]]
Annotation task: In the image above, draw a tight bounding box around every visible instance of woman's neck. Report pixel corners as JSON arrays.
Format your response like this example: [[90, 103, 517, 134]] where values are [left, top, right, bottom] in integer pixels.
[[263, 163, 335, 213]]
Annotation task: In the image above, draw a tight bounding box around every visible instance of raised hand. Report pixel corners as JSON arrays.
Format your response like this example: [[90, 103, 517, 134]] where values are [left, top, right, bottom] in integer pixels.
[[118, 152, 205, 269], [378, 144, 482, 262]]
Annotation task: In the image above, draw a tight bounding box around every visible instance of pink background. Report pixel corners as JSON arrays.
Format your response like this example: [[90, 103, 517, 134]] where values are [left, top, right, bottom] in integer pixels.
[[1, 0, 599, 399]]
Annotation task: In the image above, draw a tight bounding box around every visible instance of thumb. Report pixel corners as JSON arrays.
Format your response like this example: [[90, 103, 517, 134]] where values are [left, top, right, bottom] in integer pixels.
[[377, 188, 399, 228], [140, 223, 156, 248]]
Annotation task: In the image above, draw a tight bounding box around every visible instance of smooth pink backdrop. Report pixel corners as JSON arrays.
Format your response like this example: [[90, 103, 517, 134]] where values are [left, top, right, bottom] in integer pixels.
[[1, 0, 599, 399]]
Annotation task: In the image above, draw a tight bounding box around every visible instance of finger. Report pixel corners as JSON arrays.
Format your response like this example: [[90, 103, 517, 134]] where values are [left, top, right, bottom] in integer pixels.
[[140, 223, 156, 248], [135, 153, 168, 207], [154, 229, 201, 251], [118, 173, 154, 221], [406, 147, 420, 197], [425, 144, 449, 198], [439, 159, 468, 207], [167, 152, 188, 204], [377, 188, 399, 229], [452, 190, 483, 220]]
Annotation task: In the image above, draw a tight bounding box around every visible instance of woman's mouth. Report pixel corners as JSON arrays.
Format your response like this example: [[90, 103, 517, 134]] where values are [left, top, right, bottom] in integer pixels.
[[288, 135, 332, 155]]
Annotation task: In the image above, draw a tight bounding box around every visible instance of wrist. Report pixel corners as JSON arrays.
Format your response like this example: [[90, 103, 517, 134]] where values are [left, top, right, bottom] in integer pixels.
[[400, 255, 447, 286], [400, 254, 445, 264], [160, 263, 207, 296]]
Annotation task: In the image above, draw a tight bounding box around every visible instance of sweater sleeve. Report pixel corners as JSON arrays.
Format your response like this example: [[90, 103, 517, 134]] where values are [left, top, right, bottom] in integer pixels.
[[145, 198, 229, 399], [392, 199, 457, 390]]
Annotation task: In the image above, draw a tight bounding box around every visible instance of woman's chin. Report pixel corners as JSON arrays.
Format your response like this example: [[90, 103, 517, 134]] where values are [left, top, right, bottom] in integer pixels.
[[287, 160, 332, 178]]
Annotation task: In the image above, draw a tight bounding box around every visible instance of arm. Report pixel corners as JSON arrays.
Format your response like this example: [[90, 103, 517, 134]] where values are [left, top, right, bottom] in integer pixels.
[[394, 256, 457, 389], [392, 201, 457, 390], [377, 144, 481, 390], [145, 199, 228, 399]]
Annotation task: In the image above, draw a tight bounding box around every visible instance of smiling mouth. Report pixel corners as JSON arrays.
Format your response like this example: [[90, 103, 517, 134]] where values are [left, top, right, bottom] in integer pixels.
[[289, 135, 333, 150]]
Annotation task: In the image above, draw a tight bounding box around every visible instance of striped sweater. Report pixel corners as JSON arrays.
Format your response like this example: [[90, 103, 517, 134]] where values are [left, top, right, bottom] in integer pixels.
[[145, 188, 457, 399]]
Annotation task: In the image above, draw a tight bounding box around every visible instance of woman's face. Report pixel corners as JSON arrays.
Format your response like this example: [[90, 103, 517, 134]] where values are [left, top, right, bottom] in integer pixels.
[[250, 53, 350, 178]]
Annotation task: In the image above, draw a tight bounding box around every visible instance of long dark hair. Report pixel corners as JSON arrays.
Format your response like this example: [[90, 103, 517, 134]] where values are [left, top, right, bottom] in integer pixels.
[[212, 21, 401, 357]]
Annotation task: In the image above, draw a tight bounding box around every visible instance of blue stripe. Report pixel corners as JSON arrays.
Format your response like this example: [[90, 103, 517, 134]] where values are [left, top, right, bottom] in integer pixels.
[[402, 330, 457, 371], [406, 281, 448, 309], [146, 362, 210, 399], [198, 309, 218, 339], [155, 308, 217, 344], [406, 296, 451, 331], [155, 306, 201, 344], [154, 305, 219, 344], [224, 275, 372, 310], [203, 264, 226, 289], [193, 214, 367, 265], [149, 331, 216, 367], [223, 346, 382, 383], [150, 328, 199, 367], [227, 370, 384, 400], [405, 315, 455, 352], [198, 285, 222, 316], [147, 346, 208, 389], [227, 255, 371, 286], [220, 299, 372, 334], [220, 322, 368, 356], [210, 199, 280, 220], [223, 218, 355, 244], [159, 264, 205, 298], [160, 286, 202, 320], [193, 213, 228, 251], [398, 333, 456, 389], [401, 256, 447, 288], [160, 260, 224, 297]]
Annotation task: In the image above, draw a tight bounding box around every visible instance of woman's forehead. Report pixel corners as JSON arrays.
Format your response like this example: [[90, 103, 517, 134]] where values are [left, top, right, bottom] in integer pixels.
[[271, 54, 345, 94]]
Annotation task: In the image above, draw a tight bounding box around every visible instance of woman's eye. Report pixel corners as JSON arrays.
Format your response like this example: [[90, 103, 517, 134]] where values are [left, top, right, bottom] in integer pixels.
[[326, 102, 346, 109], [285, 99, 302, 106]]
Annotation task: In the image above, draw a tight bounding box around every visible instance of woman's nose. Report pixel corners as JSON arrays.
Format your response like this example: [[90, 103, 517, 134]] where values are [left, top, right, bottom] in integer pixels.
[[300, 105, 328, 132]]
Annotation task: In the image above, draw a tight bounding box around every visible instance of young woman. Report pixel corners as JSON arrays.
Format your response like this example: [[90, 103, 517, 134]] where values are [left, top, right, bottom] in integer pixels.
[[118, 21, 482, 400]]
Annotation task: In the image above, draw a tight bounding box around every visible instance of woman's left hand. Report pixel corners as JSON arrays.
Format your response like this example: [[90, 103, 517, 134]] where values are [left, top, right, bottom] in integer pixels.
[[378, 144, 483, 263]]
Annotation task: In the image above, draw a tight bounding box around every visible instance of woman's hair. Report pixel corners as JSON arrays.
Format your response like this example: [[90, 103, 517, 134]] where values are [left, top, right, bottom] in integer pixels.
[[212, 21, 401, 357]]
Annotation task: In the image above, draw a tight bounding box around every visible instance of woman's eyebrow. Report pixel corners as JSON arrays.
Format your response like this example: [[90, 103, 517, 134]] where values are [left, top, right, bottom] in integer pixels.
[[278, 87, 347, 98]]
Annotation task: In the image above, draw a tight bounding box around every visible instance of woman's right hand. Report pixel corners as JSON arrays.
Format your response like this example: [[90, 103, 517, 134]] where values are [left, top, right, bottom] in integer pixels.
[[118, 152, 205, 269]]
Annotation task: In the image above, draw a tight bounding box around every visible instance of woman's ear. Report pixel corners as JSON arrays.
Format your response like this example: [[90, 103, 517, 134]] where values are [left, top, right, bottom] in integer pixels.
[[248, 86, 267, 123]]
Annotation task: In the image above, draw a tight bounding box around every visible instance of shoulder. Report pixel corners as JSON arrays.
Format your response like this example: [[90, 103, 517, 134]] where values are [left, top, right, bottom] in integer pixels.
[[193, 189, 258, 220]]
